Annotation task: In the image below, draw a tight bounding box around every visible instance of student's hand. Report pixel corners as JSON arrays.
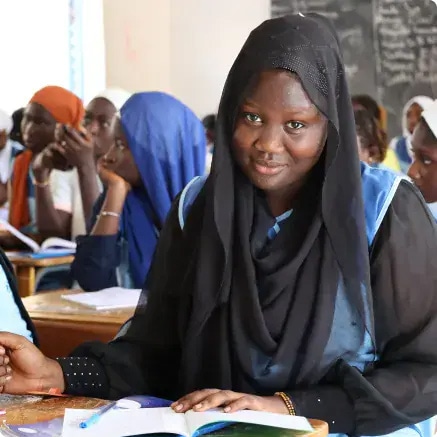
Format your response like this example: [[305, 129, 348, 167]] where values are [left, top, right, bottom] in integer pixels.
[[171, 389, 289, 414], [55, 124, 95, 169], [32, 144, 70, 182], [0, 332, 65, 394], [98, 162, 131, 193]]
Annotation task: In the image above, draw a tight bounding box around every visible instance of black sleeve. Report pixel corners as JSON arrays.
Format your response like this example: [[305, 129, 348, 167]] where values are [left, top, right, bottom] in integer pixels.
[[63, 197, 185, 400], [287, 181, 437, 435], [70, 192, 120, 291]]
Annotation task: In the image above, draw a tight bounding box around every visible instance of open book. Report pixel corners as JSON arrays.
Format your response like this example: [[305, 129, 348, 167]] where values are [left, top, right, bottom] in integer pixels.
[[61, 407, 313, 437], [0, 218, 76, 258]]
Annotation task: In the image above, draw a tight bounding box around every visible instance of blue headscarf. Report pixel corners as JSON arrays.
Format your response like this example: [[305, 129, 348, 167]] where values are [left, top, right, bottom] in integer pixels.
[[119, 92, 206, 287]]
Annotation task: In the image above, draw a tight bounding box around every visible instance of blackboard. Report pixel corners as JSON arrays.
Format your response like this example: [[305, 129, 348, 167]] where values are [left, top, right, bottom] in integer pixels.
[[271, 0, 437, 138]]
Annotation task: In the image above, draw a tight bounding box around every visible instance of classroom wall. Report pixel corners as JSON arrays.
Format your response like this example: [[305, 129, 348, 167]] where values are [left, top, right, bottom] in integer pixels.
[[102, 0, 270, 117], [103, 0, 172, 94], [0, 0, 71, 114]]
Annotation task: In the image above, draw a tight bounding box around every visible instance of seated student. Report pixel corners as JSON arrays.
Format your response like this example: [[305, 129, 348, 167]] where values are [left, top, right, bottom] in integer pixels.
[[202, 113, 216, 172], [0, 110, 22, 221], [9, 108, 25, 149], [352, 94, 400, 172], [389, 96, 433, 173], [0, 248, 36, 343], [70, 92, 206, 291], [7, 86, 84, 245], [354, 108, 388, 167], [0, 14, 437, 437], [45, 88, 131, 237], [408, 100, 437, 220]]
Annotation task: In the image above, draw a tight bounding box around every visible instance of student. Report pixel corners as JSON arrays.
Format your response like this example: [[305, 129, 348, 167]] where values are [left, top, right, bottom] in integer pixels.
[[202, 114, 216, 172], [9, 108, 25, 148], [408, 100, 437, 220], [49, 88, 131, 237], [354, 108, 388, 166], [70, 92, 206, 291], [0, 249, 36, 343], [390, 95, 433, 173], [0, 110, 21, 221], [0, 14, 436, 437], [8, 86, 84, 241], [352, 94, 400, 172]]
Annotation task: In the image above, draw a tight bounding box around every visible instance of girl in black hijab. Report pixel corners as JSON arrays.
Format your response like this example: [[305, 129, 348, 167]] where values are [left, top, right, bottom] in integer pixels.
[[0, 14, 436, 437]]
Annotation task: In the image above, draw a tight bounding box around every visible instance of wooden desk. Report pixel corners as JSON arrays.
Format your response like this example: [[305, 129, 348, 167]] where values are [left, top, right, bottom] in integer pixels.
[[0, 396, 328, 436], [23, 290, 134, 358], [6, 253, 75, 298]]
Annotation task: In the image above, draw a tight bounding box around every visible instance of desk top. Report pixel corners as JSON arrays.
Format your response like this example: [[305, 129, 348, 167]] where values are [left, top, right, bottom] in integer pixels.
[[0, 396, 328, 436], [23, 290, 135, 325], [6, 253, 75, 267]]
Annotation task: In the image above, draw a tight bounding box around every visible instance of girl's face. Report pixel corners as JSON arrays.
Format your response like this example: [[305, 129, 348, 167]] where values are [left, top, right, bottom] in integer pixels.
[[21, 103, 56, 153], [408, 120, 437, 203], [232, 69, 327, 209], [83, 97, 117, 159], [101, 117, 142, 187], [406, 102, 424, 135]]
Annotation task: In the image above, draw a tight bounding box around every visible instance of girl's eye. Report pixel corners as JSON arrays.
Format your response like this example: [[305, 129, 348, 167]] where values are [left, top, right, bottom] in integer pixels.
[[244, 112, 262, 124], [423, 157, 432, 165], [286, 121, 305, 130], [115, 140, 125, 150]]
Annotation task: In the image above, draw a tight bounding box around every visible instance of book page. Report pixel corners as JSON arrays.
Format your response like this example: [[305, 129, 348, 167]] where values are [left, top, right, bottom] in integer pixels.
[[185, 409, 313, 436], [61, 287, 141, 310], [40, 237, 76, 252], [0, 218, 39, 252], [62, 407, 189, 437]]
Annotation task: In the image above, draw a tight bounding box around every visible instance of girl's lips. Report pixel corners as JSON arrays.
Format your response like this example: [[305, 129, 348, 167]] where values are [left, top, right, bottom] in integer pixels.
[[253, 161, 286, 175]]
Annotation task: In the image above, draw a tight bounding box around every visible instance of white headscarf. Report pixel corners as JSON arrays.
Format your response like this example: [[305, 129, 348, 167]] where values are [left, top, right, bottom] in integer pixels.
[[396, 96, 434, 159], [0, 109, 12, 135], [421, 99, 437, 139], [401, 95, 434, 138], [90, 88, 132, 111]]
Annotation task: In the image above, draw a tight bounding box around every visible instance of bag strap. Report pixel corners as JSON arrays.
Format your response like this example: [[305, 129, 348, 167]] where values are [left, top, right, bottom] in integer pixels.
[[178, 175, 207, 230]]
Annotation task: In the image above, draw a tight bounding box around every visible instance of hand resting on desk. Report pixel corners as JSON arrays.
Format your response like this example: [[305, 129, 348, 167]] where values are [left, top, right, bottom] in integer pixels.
[[171, 389, 289, 415], [0, 333, 291, 416], [0, 332, 65, 394]]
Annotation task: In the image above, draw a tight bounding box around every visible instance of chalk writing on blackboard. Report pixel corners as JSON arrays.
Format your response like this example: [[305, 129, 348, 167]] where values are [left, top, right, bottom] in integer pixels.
[[374, 0, 437, 89]]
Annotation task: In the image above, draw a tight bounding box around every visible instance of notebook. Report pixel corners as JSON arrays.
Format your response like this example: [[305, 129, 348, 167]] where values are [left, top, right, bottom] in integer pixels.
[[61, 407, 313, 437], [61, 287, 142, 310]]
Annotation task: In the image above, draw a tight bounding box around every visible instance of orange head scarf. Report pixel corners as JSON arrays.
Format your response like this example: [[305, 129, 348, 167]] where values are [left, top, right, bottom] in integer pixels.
[[29, 85, 84, 130], [9, 86, 84, 230]]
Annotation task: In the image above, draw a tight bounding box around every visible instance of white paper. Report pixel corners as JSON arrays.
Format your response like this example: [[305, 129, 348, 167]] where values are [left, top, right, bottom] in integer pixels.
[[40, 237, 76, 251], [61, 287, 141, 310], [0, 219, 76, 254], [0, 218, 39, 252], [62, 408, 189, 437], [185, 409, 313, 435]]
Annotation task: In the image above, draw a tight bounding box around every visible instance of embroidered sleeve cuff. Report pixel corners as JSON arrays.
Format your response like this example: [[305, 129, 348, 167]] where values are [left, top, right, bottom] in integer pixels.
[[56, 356, 109, 398]]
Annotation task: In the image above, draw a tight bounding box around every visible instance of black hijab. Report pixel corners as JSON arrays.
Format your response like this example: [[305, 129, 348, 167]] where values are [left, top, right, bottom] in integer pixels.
[[140, 13, 371, 396]]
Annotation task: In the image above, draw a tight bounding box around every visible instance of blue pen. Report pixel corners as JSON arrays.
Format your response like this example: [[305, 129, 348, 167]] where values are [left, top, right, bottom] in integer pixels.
[[79, 401, 117, 429]]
